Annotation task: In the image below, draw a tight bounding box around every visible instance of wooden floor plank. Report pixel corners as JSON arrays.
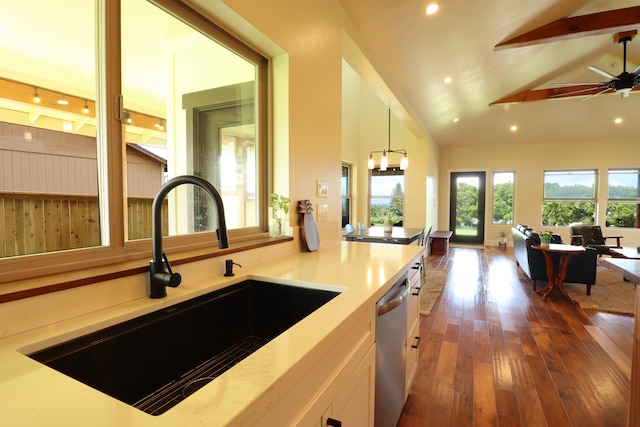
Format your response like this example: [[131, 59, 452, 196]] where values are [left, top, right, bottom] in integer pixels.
[[474, 361, 498, 426], [401, 246, 632, 427]]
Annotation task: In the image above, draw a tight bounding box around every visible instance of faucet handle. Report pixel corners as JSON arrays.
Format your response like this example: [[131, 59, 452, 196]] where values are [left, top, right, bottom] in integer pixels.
[[161, 252, 181, 288]]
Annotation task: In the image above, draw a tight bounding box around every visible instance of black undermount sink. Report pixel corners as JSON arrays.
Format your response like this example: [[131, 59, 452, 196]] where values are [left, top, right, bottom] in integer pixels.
[[28, 280, 340, 415]]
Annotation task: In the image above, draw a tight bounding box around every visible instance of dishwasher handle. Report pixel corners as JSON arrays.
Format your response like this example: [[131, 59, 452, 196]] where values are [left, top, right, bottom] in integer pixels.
[[377, 278, 409, 316]]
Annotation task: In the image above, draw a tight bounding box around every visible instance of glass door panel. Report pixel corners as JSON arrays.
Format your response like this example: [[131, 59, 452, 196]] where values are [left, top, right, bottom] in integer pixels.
[[449, 172, 486, 244]]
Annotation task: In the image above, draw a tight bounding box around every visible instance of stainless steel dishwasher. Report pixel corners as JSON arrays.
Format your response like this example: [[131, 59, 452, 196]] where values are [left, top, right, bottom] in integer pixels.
[[375, 273, 409, 427]]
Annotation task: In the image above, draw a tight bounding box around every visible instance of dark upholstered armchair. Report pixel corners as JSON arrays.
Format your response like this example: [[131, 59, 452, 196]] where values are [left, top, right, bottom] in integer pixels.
[[569, 224, 623, 256]]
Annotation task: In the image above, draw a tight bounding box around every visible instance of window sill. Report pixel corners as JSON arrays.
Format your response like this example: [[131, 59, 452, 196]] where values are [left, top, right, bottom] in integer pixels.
[[0, 235, 293, 304]]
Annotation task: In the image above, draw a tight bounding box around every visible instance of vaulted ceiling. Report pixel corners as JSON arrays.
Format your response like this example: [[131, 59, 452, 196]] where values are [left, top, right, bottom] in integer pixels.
[[339, 0, 640, 148], [3, 1, 640, 150]]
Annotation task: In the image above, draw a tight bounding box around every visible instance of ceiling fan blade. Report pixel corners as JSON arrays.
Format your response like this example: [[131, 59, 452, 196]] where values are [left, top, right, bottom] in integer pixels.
[[587, 65, 617, 80], [576, 87, 613, 102]]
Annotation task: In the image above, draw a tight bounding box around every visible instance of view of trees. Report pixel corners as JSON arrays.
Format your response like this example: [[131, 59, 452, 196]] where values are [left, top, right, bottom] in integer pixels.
[[493, 182, 513, 224], [540, 180, 637, 227], [606, 203, 637, 227], [455, 182, 478, 230], [372, 170, 638, 230], [541, 202, 595, 226], [607, 179, 639, 227], [370, 183, 404, 225], [543, 182, 594, 198]]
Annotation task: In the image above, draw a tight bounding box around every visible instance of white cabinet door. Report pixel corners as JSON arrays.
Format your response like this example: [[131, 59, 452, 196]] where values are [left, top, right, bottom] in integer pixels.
[[405, 258, 422, 399], [405, 321, 420, 399], [322, 344, 375, 427]]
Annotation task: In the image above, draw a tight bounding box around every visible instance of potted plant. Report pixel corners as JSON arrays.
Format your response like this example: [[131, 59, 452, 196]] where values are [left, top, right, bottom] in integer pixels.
[[497, 230, 508, 246], [539, 230, 554, 248], [270, 193, 290, 237], [383, 210, 397, 233]]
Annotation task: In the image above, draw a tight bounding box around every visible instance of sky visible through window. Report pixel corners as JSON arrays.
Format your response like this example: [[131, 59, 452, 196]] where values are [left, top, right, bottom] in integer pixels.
[[371, 175, 404, 206]]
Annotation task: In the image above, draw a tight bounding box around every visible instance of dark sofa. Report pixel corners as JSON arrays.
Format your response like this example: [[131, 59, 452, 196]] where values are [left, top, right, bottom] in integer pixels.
[[511, 224, 598, 295]]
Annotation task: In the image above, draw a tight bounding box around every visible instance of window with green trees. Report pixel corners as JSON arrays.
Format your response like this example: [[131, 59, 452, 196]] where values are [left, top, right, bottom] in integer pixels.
[[370, 169, 404, 225], [606, 169, 640, 228], [542, 170, 596, 226], [493, 172, 514, 224]]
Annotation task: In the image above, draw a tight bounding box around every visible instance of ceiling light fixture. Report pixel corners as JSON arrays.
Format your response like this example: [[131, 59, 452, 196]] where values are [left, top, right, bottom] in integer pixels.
[[123, 111, 132, 124], [614, 117, 623, 124], [510, 125, 518, 131], [57, 99, 69, 105], [444, 76, 453, 84], [426, 3, 439, 15], [33, 87, 40, 103], [453, 117, 459, 122], [83, 99, 89, 114], [368, 109, 408, 171]]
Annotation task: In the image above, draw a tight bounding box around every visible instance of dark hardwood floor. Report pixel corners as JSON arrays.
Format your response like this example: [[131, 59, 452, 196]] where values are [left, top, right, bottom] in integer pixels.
[[399, 246, 633, 427]]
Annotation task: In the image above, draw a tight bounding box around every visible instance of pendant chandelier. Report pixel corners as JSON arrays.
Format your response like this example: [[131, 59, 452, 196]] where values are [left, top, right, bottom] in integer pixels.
[[367, 109, 408, 171]]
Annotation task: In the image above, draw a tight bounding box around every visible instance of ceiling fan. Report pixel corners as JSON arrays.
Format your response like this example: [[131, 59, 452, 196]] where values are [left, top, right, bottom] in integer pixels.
[[554, 31, 640, 101]]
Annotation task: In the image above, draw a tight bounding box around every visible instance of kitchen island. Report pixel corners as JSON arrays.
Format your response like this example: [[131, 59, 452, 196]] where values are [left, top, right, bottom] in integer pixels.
[[0, 240, 423, 426]]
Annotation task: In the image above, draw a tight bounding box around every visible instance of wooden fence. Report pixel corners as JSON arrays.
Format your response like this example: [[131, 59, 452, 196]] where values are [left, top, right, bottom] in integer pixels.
[[0, 193, 167, 258]]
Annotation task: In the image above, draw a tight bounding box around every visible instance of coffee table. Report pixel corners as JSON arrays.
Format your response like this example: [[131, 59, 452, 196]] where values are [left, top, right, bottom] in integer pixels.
[[610, 247, 640, 259], [600, 257, 640, 284]]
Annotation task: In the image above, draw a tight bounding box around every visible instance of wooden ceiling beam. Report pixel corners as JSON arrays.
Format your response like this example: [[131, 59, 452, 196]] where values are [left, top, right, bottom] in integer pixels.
[[495, 6, 640, 50], [490, 85, 640, 105]]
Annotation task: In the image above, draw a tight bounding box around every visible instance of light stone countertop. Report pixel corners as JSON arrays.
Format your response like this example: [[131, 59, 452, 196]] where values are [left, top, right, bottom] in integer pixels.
[[0, 241, 423, 426]]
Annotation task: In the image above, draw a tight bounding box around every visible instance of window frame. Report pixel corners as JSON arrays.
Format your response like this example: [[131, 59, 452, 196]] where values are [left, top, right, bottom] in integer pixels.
[[491, 171, 515, 225], [606, 168, 640, 228], [341, 162, 352, 228], [541, 169, 597, 226], [0, 0, 270, 286], [369, 167, 405, 226]]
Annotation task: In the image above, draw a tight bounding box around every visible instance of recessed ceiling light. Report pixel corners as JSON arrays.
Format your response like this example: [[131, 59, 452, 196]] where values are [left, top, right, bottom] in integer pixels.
[[510, 125, 518, 132], [57, 99, 69, 105], [453, 117, 459, 123], [443, 76, 453, 84], [614, 117, 623, 124], [426, 3, 439, 15]]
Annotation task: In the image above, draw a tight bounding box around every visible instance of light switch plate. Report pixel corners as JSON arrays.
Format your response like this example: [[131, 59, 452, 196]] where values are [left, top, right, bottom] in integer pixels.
[[317, 203, 328, 221]]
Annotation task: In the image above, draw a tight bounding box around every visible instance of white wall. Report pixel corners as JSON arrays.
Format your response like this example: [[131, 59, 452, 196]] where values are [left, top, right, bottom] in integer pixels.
[[210, 0, 438, 242], [439, 138, 640, 247], [341, 55, 437, 233]]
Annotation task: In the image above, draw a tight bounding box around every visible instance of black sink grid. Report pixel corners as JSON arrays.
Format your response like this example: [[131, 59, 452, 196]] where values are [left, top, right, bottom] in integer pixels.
[[29, 280, 340, 415]]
